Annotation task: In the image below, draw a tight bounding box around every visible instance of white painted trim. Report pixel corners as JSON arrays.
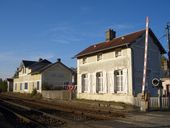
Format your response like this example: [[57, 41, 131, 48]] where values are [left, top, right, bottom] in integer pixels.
[[24, 81, 29, 92]]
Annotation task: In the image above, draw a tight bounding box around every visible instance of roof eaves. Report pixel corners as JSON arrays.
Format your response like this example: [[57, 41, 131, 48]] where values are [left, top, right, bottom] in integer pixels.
[[75, 43, 130, 58]]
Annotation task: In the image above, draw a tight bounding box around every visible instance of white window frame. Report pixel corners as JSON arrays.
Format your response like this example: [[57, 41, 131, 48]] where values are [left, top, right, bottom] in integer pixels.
[[36, 81, 40, 90], [24, 82, 28, 91], [82, 57, 87, 64], [82, 74, 88, 92], [115, 49, 121, 57], [96, 72, 103, 93], [20, 83, 22, 91], [114, 70, 124, 93], [15, 83, 17, 90], [97, 53, 102, 61]]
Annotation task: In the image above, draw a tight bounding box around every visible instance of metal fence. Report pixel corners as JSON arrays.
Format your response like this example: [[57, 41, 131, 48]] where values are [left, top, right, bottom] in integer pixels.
[[134, 97, 170, 111]]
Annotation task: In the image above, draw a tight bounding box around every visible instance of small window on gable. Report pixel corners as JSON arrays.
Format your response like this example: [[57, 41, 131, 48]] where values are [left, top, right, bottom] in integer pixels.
[[97, 54, 102, 61], [82, 57, 87, 64], [115, 49, 121, 57]]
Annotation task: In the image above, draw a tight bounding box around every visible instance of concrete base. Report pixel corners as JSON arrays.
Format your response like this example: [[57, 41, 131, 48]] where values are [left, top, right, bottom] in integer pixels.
[[77, 93, 134, 104], [140, 99, 149, 112]]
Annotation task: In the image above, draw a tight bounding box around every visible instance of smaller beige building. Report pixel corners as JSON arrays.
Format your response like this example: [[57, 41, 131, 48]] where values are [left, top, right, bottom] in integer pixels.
[[13, 58, 74, 93]]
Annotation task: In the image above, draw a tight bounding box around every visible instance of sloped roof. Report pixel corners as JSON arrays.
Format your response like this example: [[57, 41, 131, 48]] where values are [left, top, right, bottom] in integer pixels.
[[22, 60, 37, 67], [75, 28, 166, 58], [31, 60, 74, 75], [29, 59, 52, 73]]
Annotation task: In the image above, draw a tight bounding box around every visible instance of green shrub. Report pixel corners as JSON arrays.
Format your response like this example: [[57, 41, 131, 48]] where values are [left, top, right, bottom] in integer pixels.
[[31, 88, 37, 96]]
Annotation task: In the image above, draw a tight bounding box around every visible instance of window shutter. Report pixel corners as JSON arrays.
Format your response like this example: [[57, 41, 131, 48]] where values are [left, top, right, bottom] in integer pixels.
[[77, 74, 82, 93], [93, 73, 96, 93], [108, 72, 113, 93], [87, 74, 91, 93], [103, 71, 107, 93], [123, 69, 128, 93]]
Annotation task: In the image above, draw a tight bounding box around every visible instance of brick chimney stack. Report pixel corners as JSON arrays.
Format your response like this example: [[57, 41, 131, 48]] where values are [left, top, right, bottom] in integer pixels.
[[106, 29, 116, 41]]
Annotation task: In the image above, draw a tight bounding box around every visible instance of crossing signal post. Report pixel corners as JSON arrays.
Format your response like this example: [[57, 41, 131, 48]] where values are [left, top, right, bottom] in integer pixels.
[[140, 17, 150, 112], [165, 23, 170, 77]]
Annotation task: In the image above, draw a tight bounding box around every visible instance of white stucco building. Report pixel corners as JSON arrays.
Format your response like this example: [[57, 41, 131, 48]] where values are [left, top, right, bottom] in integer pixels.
[[75, 28, 166, 104]]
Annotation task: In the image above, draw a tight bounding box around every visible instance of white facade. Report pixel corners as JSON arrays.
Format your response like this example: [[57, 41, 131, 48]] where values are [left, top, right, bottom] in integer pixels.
[[76, 33, 164, 104], [77, 48, 134, 104]]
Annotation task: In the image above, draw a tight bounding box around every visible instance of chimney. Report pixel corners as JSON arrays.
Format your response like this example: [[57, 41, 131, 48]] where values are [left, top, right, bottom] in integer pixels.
[[105, 29, 116, 41], [39, 58, 43, 62], [57, 58, 61, 62]]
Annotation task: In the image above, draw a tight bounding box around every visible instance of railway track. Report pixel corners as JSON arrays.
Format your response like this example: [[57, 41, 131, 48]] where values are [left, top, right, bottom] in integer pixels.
[[0, 93, 126, 128], [0, 99, 66, 128], [0, 94, 125, 120]]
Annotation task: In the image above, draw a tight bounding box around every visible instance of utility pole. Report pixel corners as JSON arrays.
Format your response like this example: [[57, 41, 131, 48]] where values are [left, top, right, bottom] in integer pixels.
[[165, 23, 170, 77]]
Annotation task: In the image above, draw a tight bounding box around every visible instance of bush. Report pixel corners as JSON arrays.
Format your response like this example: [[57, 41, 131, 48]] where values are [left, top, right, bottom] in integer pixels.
[[0, 80, 7, 92], [31, 88, 37, 96]]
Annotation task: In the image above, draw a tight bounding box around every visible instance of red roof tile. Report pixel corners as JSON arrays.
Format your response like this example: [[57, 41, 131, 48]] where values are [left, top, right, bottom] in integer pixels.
[[75, 28, 166, 58]]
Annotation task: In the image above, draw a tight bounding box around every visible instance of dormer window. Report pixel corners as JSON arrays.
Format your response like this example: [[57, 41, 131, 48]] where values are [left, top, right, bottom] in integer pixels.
[[97, 54, 102, 61], [22, 67, 26, 74], [115, 49, 121, 57], [82, 57, 87, 64]]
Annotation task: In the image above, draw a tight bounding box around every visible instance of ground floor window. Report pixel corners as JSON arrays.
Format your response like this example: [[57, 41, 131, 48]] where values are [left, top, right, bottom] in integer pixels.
[[37, 81, 40, 90], [15, 83, 17, 90], [82, 74, 88, 92], [24, 82, 28, 90], [114, 70, 123, 92], [96, 72, 103, 93], [20, 83, 22, 90]]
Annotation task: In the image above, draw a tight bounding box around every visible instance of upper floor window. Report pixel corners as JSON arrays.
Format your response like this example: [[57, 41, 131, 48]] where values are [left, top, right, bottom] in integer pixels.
[[97, 54, 102, 61], [82, 57, 87, 64], [22, 67, 26, 74], [115, 49, 121, 57]]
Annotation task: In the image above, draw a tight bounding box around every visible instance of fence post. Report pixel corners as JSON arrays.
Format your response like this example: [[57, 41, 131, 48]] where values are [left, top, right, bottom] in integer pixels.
[[168, 96, 170, 110], [158, 88, 163, 111]]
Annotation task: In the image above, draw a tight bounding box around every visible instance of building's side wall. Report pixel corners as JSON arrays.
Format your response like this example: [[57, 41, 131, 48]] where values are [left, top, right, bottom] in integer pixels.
[[131, 35, 162, 96], [77, 48, 134, 104], [13, 74, 42, 93], [42, 63, 72, 89]]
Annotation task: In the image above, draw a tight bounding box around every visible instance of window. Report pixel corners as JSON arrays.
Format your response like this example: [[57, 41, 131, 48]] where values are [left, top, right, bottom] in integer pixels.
[[22, 67, 26, 74], [82, 57, 87, 64], [37, 81, 40, 90], [96, 72, 103, 93], [115, 49, 121, 57], [20, 83, 22, 90], [114, 70, 123, 92], [24, 83, 28, 90], [97, 54, 102, 61], [82, 74, 88, 92], [15, 83, 17, 90]]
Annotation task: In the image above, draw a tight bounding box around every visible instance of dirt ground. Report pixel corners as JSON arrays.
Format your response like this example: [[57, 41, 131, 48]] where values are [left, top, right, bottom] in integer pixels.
[[67, 111, 170, 128], [1, 111, 170, 128], [0, 112, 14, 128]]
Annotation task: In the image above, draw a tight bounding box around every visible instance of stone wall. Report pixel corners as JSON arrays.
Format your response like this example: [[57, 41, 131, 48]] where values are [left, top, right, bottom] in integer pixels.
[[42, 90, 72, 100]]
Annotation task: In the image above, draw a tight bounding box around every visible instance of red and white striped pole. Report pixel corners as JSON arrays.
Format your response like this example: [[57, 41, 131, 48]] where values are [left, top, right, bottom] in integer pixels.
[[142, 16, 149, 97]]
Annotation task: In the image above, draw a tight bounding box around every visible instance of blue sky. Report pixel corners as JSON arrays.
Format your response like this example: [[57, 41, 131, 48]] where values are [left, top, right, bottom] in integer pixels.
[[0, 0, 170, 79]]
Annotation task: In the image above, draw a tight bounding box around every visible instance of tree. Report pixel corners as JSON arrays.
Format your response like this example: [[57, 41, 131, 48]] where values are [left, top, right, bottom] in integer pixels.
[[0, 79, 7, 92]]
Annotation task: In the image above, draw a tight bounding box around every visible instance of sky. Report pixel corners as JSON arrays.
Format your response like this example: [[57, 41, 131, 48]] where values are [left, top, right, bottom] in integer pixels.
[[0, 0, 170, 79]]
